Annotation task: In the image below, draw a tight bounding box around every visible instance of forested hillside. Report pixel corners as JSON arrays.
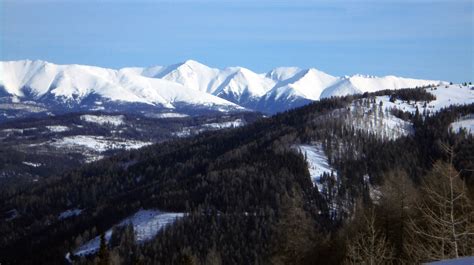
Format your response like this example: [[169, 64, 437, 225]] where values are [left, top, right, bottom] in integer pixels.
[[0, 88, 473, 265], [0, 111, 259, 193]]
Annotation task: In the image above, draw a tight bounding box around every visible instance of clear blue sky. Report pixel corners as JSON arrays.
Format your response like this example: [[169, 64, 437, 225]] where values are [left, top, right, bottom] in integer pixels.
[[1, 0, 472, 82]]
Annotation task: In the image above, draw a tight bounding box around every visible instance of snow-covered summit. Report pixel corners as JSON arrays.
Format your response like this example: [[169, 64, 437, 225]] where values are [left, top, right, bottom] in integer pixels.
[[0, 60, 242, 113], [0, 59, 447, 115]]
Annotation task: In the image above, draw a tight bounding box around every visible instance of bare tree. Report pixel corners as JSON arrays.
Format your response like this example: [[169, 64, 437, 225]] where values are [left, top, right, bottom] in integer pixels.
[[406, 145, 474, 262], [344, 207, 394, 265]]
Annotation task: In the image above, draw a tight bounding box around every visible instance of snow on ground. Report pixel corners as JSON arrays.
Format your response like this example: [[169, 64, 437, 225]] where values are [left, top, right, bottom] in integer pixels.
[[428, 84, 474, 111], [22, 161, 42, 167], [376, 84, 474, 116], [58, 209, 83, 220], [80, 114, 125, 126], [46, 125, 69, 132], [347, 103, 413, 140], [354, 84, 474, 139], [202, 118, 244, 129], [52, 135, 152, 153], [173, 119, 245, 137], [346, 84, 473, 140], [295, 144, 336, 191], [150, 112, 190, 118], [73, 210, 184, 256], [451, 115, 474, 135], [1, 128, 36, 134], [1, 128, 25, 135], [172, 128, 193, 138]]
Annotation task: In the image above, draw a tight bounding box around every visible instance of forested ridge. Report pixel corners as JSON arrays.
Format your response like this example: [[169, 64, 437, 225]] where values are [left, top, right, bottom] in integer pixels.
[[0, 88, 473, 265]]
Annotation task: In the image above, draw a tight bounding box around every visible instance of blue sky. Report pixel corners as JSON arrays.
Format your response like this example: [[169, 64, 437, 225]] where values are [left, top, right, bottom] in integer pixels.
[[1, 0, 472, 82]]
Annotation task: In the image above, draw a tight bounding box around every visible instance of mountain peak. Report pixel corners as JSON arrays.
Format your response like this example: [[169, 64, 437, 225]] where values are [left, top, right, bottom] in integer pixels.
[[180, 59, 210, 69], [1, 59, 446, 115]]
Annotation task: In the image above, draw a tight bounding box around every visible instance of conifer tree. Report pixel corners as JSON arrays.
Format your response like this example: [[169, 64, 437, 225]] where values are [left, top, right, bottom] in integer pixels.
[[97, 233, 110, 265]]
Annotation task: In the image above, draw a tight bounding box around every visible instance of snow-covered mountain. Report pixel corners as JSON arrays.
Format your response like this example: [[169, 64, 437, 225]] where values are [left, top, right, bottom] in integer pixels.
[[0, 59, 445, 118]]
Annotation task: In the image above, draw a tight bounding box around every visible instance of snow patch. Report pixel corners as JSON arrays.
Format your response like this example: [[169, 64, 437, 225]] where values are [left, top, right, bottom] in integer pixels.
[[80, 114, 125, 126], [347, 100, 413, 140], [451, 115, 474, 135], [73, 210, 184, 256], [202, 118, 244, 129], [22, 161, 42, 167], [46, 125, 69, 132], [52, 135, 152, 153], [58, 209, 83, 220], [376, 84, 473, 116], [150, 112, 189, 119], [173, 119, 245, 137], [295, 144, 337, 191]]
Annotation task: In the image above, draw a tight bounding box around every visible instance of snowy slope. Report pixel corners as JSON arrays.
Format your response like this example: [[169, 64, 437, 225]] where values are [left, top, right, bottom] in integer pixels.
[[73, 209, 184, 256], [451, 118, 474, 134], [321, 74, 440, 98], [344, 84, 473, 140], [451, 114, 474, 135], [147, 61, 443, 113], [375, 84, 474, 115], [80, 114, 125, 126], [295, 144, 337, 192], [346, 100, 414, 140], [0, 60, 242, 113], [213, 67, 275, 106], [0, 59, 448, 115], [268, 68, 339, 101]]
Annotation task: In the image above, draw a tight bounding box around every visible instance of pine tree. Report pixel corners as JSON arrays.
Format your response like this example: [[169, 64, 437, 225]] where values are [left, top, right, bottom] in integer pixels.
[[97, 233, 110, 265], [270, 189, 317, 265]]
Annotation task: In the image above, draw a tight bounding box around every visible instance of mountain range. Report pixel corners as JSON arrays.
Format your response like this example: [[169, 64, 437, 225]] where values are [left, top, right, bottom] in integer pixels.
[[0, 59, 444, 116]]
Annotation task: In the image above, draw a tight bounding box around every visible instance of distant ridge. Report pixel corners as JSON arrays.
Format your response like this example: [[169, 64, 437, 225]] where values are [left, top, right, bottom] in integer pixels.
[[0, 59, 444, 115]]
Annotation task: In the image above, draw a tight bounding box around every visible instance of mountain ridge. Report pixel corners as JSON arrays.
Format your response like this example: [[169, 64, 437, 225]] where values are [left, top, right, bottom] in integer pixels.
[[0, 59, 445, 116]]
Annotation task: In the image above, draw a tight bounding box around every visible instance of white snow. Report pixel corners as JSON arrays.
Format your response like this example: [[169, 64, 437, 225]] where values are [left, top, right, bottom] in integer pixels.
[[346, 84, 474, 140], [0, 59, 447, 114], [0, 60, 242, 111], [74, 210, 184, 256], [451, 115, 474, 135], [150, 112, 190, 119], [58, 209, 83, 220], [172, 128, 192, 138], [46, 125, 69, 132], [2, 128, 24, 134], [80, 114, 125, 126], [22, 161, 42, 167], [52, 135, 152, 153], [376, 84, 473, 116], [173, 119, 245, 138], [296, 144, 337, 191], [347, 101, 413, 140], [202, 118, 244, 129]]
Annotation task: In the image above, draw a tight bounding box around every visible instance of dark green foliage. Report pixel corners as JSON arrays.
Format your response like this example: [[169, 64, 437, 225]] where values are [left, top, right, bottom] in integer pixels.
[[97, 233, 110, 265], [387, 87, 436, 102]]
